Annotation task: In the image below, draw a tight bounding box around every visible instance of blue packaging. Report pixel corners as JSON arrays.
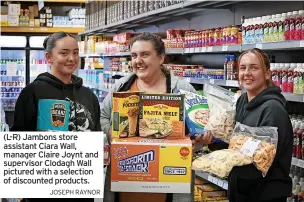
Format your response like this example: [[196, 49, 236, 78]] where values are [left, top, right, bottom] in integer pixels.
[[37, 99, 70, 131]]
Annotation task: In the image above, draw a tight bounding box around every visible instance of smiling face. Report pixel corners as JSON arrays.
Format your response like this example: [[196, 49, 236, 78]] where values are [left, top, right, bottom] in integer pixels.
[[130, 40, 165, 80], [238, 52, 270, 94], [45, 36, 79, 76]]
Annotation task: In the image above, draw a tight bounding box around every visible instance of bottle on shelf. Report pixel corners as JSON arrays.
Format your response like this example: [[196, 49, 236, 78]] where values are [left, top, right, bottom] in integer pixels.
[[300, 64, 304, 94], [296, 10, 304, 40], [268, 14, 275, 42], [282, 63, 289, 92], [301, 10, 304, 40], [263, 16, 270, 43], [290, 11, 299, 40], [288, 63, 296, 93], [285, 12, 293, 41], [224, 55, 229, 80], [273, 14, 280, 42], [294, 63, 302, 94], [297, 122, 304, 159]]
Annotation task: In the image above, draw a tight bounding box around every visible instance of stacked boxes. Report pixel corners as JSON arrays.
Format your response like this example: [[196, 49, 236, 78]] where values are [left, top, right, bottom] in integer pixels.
[[8, 3, 20, 26]]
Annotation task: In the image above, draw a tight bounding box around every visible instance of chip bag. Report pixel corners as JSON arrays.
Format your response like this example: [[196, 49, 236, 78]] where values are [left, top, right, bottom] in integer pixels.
[[202, 84, 238, 143], [229, 122, 278, 176], [192, 149, 252, 178]]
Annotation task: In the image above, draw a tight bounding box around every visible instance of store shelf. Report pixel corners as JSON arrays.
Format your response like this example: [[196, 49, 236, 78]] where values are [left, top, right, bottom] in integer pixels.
[[291, 157, 304, 168], [281, 92, 304, 103], [195, 171, 228, 190], [79, 52, 130, 58], [1, 27, 85, 34], [166, 48, 183, 54], [184, 45, 241, 54], [242, 41, 304, 51], [103, 71, 131, 77], [79, 0, 243, 35], [17, 0, 87, 2], [183, 78, 239, 87]]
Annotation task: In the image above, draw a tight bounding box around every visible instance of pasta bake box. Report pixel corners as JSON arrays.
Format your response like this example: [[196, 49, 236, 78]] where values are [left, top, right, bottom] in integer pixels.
[[111, 137, 192, 193], [138, 93, 185, 139], [112, 92, 140, 139]]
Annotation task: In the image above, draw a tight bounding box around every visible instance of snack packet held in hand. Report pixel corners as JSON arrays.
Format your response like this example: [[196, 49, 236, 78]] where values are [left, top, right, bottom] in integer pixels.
[[192, 149, 252, 178], [202, 84, 238, 143], [229, 122, 278, 176], [178, 89, 224, 143]]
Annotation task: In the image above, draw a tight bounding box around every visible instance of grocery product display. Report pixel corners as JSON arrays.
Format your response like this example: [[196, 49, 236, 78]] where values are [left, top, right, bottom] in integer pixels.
[[1, 2, 85, 28], [242, 9, 304, 44]]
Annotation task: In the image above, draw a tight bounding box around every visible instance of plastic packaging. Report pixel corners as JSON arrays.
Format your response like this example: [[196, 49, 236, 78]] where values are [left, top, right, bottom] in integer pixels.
[[178, 89, 209, 137], [229, 122, 278, 176], [192, 149, 252, 178], [203, 84, 238, 143]]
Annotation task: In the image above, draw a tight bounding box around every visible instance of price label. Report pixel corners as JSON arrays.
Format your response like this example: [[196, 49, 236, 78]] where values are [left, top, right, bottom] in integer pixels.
[[212, 177, 218, 185], [207, 47, 213, 52], [222, 45, 228, 51], [291, 157, 298, 166], [226, 80, 239, 87], [256, 43, 263, 49], [195, 47, 201, 53], [298, 159, 304, 168], [240, 139, 261, 157], [6, 62, 17, 76], [223, 182, 228, 190], [201, 47, 207, 52], [300, 40, 304, 47], [184, 48, 190, 54], [207, 175, 213, 182], [209, 79, 215, 84], [217, 179, 224, 187], [190, 48, 195, 53]]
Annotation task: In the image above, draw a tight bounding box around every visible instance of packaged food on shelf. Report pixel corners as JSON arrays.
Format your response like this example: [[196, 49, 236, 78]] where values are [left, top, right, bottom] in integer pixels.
[[112, 92, 140, 139], [192, 149, 252, 178], [203, 84, 238, 143], [178, 89, 209, 137], [139, 93, 185, 139], [229, 122, 278, 176]]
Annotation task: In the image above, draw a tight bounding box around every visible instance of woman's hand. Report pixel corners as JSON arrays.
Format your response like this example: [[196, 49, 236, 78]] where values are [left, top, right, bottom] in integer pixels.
[[195, 131, 213, 145]]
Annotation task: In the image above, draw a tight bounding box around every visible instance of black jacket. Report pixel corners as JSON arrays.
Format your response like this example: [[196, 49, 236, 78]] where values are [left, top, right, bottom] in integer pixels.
[[11, 72, 101, 132], [228, 86, 293, 202]]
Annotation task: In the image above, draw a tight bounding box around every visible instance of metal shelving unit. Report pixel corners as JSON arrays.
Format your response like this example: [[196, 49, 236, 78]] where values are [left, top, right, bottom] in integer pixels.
[[195, 171, 228, 190]]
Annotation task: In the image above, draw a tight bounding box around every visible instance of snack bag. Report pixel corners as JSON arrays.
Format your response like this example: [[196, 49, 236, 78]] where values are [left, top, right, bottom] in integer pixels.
[[202, 84, 238, 143], [229, 122, 278, 176], [192, 149, 252, 178]]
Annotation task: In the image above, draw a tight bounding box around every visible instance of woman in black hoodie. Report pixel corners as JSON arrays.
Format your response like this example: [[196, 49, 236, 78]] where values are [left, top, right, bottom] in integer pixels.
[[11, 32, 101, 202], [228, 48, 293, 202]]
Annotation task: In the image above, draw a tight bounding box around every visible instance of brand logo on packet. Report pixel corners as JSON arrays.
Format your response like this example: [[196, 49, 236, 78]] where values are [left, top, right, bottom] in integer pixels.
[[122, 101, 138, 108], [179, 147, 190, 157], [118, 150, 155, 173], [185, 95, 208, 108], [50, 103, 67, 127]]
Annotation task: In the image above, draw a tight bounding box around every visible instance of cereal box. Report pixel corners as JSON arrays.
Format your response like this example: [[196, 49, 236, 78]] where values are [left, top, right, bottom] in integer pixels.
[[112, 92, 140, 139], [37, 99, 70, 131], [139, 93, 185, 139], [111, 137, 192, 193]]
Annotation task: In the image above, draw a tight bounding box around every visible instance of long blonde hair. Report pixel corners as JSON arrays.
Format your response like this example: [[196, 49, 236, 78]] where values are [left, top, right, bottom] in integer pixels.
[[237, 48, 275, 87]]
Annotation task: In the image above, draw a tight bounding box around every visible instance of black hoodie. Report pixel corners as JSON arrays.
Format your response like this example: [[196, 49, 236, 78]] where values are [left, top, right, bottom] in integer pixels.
[[227, 86, 293, 202], [11, 72, 101, 132]]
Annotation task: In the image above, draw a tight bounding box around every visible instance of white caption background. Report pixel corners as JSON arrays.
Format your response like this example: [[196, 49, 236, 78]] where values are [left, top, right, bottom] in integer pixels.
[[0, 132, 104, 198]]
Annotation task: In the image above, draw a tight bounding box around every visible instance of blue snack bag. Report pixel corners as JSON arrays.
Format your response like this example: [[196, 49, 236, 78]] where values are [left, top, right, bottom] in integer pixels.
[[178, 89, 226, 144], [37, 99, 70, 131]]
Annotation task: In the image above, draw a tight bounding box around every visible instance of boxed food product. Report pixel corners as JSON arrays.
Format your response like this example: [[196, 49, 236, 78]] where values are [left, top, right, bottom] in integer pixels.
[[111, 137, 192, 193], [139, 93, 185, 139], [192, 149, 252, 178], [229, 122, 278, 176], [112, 92, 140, 139]]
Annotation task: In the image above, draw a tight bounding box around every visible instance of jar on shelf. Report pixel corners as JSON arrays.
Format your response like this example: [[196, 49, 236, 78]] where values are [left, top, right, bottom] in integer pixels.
[[230, 25, 239, 44], [209, 28, 215, 46], [214, 27, 222, 46]]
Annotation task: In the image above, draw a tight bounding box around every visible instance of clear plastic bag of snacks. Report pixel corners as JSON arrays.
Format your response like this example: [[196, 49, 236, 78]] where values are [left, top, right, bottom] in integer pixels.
[[202, 84, 239, 143], [192, 149, 252, 178], [229, 122, 278, 176]]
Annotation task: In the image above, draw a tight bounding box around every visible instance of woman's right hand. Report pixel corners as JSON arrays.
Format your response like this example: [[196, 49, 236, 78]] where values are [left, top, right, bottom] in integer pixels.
[[195, 131, 213, 145]]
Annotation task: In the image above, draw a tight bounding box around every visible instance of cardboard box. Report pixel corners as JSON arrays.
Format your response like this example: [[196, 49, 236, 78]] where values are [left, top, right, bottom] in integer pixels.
[[111, 137, 192, 193], [1, 15, 8, 26], [1, 6, 8, 15], [8, 15, 19, 26], [33, 5, 39, 17], [8, 4, 20, 16]]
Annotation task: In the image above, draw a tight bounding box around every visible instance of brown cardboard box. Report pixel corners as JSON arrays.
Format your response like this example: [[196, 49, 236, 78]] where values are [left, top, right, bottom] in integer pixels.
[[33, 5, 39, 17], [8, 4, 20, 16]]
